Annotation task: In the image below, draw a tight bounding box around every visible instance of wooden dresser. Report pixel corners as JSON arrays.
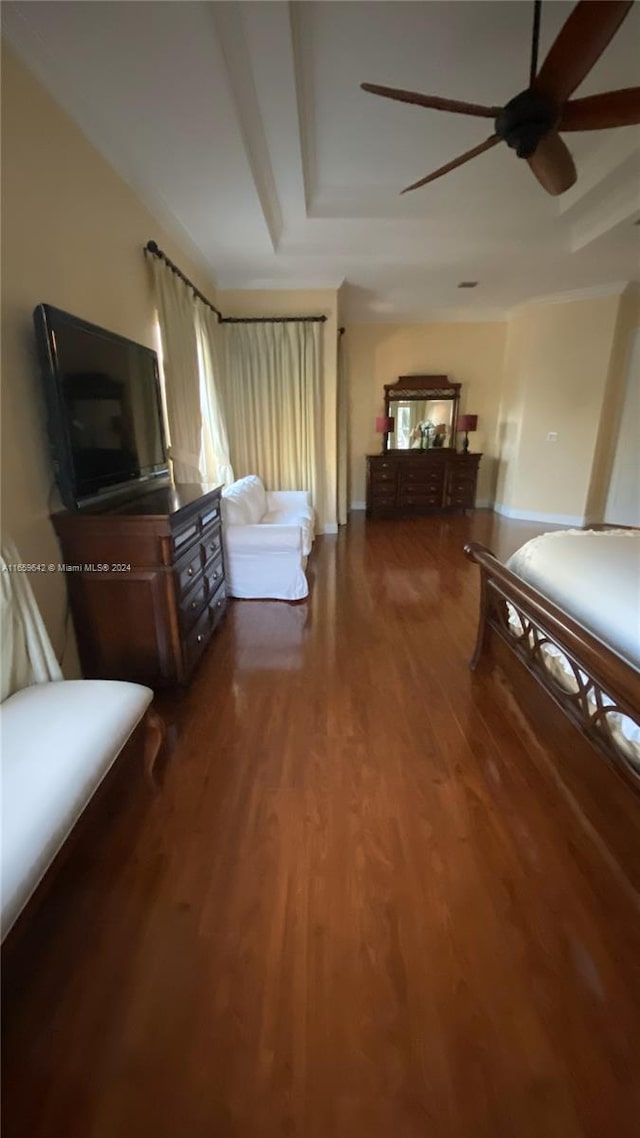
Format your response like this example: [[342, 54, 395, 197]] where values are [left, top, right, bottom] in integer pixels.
[[52, 483, 227, 687], [366, 451, 482, 518]]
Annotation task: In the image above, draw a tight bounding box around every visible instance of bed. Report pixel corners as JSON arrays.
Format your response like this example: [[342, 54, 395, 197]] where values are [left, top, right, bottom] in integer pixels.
[[465, 529, 640, 791]]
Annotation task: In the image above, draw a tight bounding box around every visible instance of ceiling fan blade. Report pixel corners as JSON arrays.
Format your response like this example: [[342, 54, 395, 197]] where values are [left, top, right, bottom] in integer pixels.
[[534, 0, 634, 104], [527, 132, 577, 195], [361, 83, 499, 119], [401, 135, 499, 194], [560, 87, 640, 129]]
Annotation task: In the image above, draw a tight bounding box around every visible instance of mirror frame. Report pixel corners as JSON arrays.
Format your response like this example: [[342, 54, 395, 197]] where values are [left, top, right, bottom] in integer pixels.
[[382, 374, 461, 453]]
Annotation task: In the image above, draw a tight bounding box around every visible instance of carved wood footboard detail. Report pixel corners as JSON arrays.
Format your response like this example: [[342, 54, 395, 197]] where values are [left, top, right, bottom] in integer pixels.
[[465, 542, 640, 792]]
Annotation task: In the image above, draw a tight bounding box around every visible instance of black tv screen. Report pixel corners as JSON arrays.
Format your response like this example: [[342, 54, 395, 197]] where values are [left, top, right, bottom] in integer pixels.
[[34, 304, 169, 510]]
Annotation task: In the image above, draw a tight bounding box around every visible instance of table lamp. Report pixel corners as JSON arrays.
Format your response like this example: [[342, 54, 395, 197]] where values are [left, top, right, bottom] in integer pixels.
[[375, 415, 395, 453], [457, 414, 478, 454]]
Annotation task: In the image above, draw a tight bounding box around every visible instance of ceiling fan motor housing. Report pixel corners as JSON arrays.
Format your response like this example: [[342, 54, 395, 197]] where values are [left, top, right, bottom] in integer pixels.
[[495, 89, 559, 157]]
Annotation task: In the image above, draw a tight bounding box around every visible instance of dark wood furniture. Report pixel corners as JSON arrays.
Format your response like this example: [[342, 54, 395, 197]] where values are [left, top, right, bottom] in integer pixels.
[[52, 482, 227, 687], [465, 541, 640, 792], [366, 450, 481, 517]]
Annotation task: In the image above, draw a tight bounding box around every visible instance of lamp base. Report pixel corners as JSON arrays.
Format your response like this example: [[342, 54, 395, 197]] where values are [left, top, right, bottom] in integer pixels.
[[462, 433, 470, 454]]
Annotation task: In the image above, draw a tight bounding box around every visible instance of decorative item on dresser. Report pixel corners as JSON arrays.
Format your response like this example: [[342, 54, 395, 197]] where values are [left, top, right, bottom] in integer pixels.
[[366, 373, 481, 517], [52, 483, 227, 688]]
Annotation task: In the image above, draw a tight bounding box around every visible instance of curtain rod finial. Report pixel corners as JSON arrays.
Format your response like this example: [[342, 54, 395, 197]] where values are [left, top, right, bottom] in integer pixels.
[[146, 240, 159, 254]]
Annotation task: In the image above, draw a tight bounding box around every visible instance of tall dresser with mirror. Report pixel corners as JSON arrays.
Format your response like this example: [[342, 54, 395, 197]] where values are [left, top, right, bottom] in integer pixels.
[[366, 375, 482, 518]]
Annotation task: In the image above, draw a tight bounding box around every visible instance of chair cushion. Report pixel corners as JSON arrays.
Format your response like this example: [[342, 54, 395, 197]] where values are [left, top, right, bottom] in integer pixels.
[[262, 505, 314, 557], [1, 679, 152, 937], [221, 475, 267, 526]]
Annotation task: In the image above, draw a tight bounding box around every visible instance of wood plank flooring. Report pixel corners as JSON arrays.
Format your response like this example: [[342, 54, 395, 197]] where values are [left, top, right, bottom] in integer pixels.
[[3, 512, 640, 1138]]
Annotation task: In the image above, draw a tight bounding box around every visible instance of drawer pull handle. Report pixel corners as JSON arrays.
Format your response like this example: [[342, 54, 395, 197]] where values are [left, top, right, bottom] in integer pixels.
[[209, 542, 217, 552], [212, 571, 219, 580], [187, 567, 194, 577], [217, 600, 223, 609], [196, 633, 204, 644], [191, 600, 197, 610]]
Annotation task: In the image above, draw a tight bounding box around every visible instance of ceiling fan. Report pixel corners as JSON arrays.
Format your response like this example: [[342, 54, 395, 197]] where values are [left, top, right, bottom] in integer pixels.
[[361, 0, 640, 195]]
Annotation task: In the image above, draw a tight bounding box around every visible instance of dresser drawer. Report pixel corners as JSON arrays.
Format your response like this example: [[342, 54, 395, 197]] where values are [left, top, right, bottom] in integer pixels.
[[203, 552, 224, 595], [448, 478, 476, 493], [179, 575, 208, 633], [401, 469, 444, 487], [399, 492, 442, 507], [209, 579, 227, 629], [172, 519, 200, 558], [200, 499, 221, 530], [449, 460, 480, 477], [175, 544, 204, 597], [201, 522, 223, 566], [401, 479, 444, 496], [370, 469, 396, 484], [448, 490, 476, 506], [183, 604, 211, 676], [370, 488, 397, 506]]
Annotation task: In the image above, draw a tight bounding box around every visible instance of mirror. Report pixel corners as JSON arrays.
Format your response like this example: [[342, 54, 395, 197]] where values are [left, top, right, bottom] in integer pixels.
[[383, 375, 461, 452], [389, 400, 454, 450]]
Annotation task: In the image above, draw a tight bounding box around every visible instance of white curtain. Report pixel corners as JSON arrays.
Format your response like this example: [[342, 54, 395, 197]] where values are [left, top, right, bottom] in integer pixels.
[[194, 300, 234, 487], [336, 330, 348, 525], [150, 257, 202, 482], [222, 321, 323, 510], [1, 539, 63, 703]]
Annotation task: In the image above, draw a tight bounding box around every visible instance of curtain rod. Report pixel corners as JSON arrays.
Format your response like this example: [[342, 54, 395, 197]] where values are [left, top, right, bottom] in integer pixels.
[[145, 240, 327, 325]]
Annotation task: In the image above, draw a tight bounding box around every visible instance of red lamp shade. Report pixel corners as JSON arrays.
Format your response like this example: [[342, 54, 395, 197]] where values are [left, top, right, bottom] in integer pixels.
[[457, 414, 478, 432], [375, 416, 395, 433]]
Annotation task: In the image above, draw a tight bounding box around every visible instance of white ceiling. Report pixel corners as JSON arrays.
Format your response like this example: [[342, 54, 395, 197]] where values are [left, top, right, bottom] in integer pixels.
[[3, 0, 640, 321]]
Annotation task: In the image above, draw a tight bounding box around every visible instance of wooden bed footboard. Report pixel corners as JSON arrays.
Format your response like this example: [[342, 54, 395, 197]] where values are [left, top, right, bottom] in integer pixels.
[[464, 542, 640, 792]]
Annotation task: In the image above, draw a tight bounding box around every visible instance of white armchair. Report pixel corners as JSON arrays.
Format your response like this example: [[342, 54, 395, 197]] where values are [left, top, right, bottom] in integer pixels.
[[221, 475, 315, 601]]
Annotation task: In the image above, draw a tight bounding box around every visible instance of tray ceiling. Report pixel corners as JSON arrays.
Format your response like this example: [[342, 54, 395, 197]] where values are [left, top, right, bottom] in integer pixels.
[[3, 0, 639, 321]]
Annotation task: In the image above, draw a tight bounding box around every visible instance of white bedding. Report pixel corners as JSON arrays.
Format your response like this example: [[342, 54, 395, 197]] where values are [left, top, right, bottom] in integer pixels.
[[504, 529, 640, 772], [506, 529, 640, 670]]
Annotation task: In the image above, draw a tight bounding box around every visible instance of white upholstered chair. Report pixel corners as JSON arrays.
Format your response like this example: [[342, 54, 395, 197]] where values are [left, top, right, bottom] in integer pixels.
[[221, 475, 315, 601]]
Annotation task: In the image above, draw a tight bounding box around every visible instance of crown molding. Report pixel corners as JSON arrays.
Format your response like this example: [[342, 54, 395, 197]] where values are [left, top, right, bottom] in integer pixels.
[[508, 281, 630, 314], [218, 276, 345, 292], [345, 308, 509, 325]]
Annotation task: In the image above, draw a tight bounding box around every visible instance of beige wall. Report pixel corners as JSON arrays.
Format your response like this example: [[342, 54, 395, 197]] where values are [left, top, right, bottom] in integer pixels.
[[495, 294, 623, 522], [585, 285, 640, 524], [345, 321, 508, 505], [1, 45, 218, 669], [217, 288, 339, 531]]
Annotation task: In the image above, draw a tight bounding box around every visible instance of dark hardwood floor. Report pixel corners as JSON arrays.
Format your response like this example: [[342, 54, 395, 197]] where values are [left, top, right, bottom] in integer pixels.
[[3, 512, 640, 1138]]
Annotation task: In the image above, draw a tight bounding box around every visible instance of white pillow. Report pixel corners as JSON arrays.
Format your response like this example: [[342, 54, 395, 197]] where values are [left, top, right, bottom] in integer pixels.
[[241, 475, 267, 523], [221, 476, 267, 526]]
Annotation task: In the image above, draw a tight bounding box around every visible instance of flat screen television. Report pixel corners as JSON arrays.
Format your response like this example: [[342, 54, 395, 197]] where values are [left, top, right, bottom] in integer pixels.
[[34, 304, 170, 510]]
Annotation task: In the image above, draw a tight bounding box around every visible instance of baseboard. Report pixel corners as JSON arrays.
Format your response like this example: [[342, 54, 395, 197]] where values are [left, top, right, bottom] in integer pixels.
[[320, 522, 339, 535], [493, 503, 585, 527], [349, 501, 366, 511]]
